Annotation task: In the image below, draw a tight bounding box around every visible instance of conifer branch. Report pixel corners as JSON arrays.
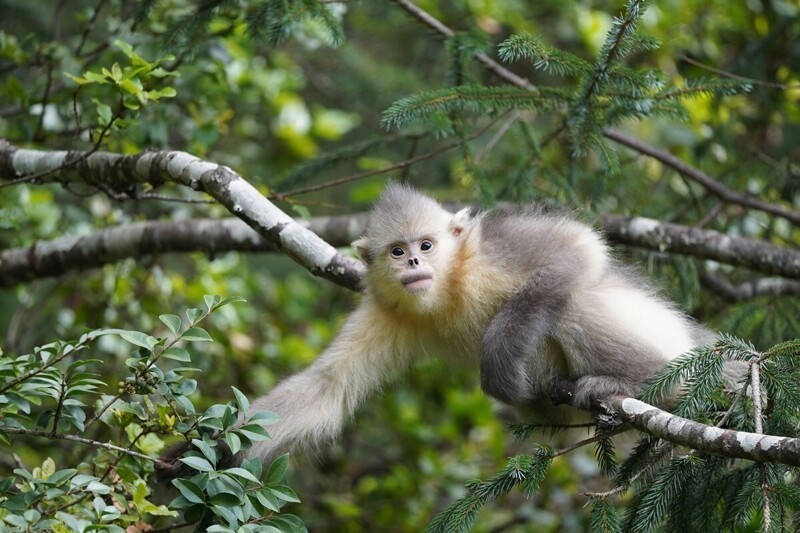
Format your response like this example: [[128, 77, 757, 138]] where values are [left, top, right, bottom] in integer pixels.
[[389, 0, 537, 91], [387, 0, 794, 225]]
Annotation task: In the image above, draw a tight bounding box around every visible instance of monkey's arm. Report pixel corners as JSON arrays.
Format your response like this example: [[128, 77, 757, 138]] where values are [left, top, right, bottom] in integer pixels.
[[244, 300, 410, 464], [480, 263, 580, 405], [156, 300, 409, 478]]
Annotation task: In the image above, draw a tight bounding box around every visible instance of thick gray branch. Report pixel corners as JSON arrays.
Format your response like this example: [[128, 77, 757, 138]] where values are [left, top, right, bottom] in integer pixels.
[[0, 140, 365, 291], [600, 214, 800, 279], [0, 216, 366, 287], [700, 272, 800, 302], [3, 211, 800, 287], [600, 396, 800, 468]]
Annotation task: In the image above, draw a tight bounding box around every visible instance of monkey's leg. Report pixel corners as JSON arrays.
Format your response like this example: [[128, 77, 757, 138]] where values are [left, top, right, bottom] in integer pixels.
[[571, 375, 643, 409], [480, 264, 577, 405]]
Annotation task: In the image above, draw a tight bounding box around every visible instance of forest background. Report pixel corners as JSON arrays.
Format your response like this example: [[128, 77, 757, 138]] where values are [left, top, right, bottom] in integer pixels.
[[0, 0, 799, 531]]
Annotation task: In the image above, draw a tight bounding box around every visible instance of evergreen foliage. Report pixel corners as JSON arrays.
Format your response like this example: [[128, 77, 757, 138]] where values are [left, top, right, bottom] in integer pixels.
[[137, 0, 344, 51], [383, 0, 751, 178], [426, 447, 552, 533]]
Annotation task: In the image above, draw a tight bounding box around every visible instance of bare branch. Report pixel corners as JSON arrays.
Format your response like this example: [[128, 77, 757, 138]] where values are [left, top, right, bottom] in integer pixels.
[[0, 139, 365, 291], [0, 216, 366, 287], [598, 395, 800, 468], [3, 426, 157, 463], [699, 272, 800, 302], [600, 214, 800, 279], [603, 129, 800, 226]]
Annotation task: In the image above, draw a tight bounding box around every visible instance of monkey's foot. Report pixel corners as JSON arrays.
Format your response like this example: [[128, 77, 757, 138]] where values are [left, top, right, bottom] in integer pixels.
[[590, 397, 624, 429]]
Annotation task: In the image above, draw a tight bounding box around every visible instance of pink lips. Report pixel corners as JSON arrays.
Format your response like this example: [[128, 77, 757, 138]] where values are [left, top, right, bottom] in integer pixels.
[[402, 274, 434, 292]]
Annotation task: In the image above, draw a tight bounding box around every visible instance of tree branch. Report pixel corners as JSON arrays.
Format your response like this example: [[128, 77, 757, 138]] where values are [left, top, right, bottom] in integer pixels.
[[0, 215, 366, 287], [603, 129, 800, 226], [2, 426, 157, 463], [699, 272, 800, 302], [0, 139, 365, 291], [600, 214, 800, 279], [3, 210, 799, 287], [597, 395, 800, 468]]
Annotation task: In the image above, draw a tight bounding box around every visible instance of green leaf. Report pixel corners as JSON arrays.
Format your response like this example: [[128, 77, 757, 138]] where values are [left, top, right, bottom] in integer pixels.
[[213, 296, 247, 310], [267, 454, 289, 484], [269, 485, 300, 503], [111, 330, 158, 351], [224, 467, 260, 484], [255, 488, 281, 512], [114, 39, 135, 58], [186, 308, 204, 324], [146, 87, 177, 100], [224, 432, 242, 456], [248, 410, 280, 425], [232, 386, 249, 416], [159, 314, 182, 336], [95, 102, 113, 126], [172, 478, 205, 504], [181, 327, 212, 342], [178, 455, 214, 473], [162, 346, 191, 362], [191, 439, 218, 465], [209, 492, 243, 506], [204, 295, 221, 310]]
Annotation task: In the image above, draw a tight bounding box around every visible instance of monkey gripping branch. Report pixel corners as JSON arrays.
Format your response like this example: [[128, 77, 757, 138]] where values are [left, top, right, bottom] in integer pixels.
[[1, 139, 800, 472]]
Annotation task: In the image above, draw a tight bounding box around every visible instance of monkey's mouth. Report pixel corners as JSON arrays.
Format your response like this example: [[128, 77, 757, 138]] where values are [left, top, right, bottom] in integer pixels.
[[401, 273, 434, 292]]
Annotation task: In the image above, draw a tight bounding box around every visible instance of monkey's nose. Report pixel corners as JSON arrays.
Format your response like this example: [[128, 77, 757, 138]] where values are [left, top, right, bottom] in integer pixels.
[[408, 257, 419, 266]]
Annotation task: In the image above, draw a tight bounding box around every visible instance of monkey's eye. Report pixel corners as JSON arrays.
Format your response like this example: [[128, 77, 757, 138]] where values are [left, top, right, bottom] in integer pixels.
[[391, 247, 405, 258], [420, 240, 433, 252]]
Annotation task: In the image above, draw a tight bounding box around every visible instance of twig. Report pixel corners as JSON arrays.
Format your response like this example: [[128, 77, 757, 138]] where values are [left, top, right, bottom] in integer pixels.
[[2, 427, 158, 463], [699, 272, 800, 302], [551, 426, 631, 458], [389, 0, 537, 91], [277, 116, 502, 197], [680, 55, 796, 90], [603, 129, 800, 226]]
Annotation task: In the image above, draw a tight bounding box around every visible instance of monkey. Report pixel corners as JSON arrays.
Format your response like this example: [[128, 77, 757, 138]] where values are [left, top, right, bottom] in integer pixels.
[[156, 182, 720, 478]]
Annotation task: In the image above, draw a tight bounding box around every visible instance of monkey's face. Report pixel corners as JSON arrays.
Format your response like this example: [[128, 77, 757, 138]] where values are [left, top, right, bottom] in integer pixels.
[[387, 237, 438, 293], [366, 229, 460, 313]]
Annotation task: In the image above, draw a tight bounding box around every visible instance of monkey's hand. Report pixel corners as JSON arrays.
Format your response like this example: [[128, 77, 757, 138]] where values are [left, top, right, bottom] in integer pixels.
[[547, 375, 576, 406], [154, 440, 241, 482]]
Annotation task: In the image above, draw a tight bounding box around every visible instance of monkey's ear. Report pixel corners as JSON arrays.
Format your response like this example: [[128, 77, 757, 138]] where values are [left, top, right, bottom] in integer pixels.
[[352, 237, 373, 264], [450, 208, 472, 237]]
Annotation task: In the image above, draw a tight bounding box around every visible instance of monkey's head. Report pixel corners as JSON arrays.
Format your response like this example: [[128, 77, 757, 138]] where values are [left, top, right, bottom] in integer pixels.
[[353, 183, 477, 313]]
